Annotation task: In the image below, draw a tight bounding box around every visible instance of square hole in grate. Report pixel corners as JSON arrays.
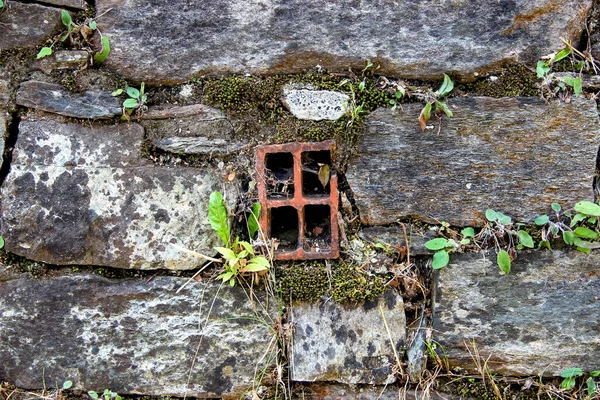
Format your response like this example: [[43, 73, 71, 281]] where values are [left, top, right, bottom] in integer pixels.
[[303, 204, 331, 252], [302, 150, 331, 196], [265, 152, 294, 199], [270, 206, 299, 251]]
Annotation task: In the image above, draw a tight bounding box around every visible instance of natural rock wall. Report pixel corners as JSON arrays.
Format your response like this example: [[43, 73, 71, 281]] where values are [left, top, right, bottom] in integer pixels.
[[1, 0, 600, 398]]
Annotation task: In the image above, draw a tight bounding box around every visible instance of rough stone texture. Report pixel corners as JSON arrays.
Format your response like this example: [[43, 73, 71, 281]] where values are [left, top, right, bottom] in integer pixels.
[[0, 80, 10, 109], [33, 51, 90, 74], [0, 274, 276, 398], [0, 2, 64, 50], [141, 105, 244, 155], [434, 250, 600, 376], [96, 0, 589, 84], [281, 85, 349, 121], [291, 290, 406, 384], [347, 97, 600, 227], [291, 384, 469, 400], [16, 81, 121, 119], [358, 225, 435, 256], [36, 0, 87, 10], [1, 118, 235, 269]]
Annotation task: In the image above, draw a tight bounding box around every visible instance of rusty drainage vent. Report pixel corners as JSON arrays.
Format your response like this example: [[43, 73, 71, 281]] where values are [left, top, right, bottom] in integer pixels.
[[256, 140, 339, 260]]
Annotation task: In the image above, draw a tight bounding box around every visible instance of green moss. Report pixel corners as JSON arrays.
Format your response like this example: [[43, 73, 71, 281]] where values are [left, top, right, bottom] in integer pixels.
[[458, 63, 539, 97], [278, 261, 329, 302], [331, 260, 387, 303]]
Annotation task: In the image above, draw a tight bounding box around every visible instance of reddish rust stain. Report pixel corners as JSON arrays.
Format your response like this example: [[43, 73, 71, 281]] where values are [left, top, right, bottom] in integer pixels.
[[255, 140, 339, 260], [501, 0, 561, 35]]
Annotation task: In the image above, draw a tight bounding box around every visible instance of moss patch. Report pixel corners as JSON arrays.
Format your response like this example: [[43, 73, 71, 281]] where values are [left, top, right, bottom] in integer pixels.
[[457, 63, 539, 97]]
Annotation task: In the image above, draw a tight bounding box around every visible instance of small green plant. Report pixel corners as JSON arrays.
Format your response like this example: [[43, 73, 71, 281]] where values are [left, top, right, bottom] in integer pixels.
[[0, 1, 5, 8], [112, 83, 147, 119], [418, 74, 454, 133], [537, 48, 583, 99], [424, 226, 474, 269], [37, 9, 110, 62], [340, 79, 365, 127], [88, 389, 121, 400], [0, 235, 4, 249], [208, 192, 270, 287], [62, 380, 73, 390]]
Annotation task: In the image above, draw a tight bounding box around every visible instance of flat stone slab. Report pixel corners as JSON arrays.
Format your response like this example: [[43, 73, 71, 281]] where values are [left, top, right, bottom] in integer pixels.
[[34, 51, 90, 74], [16, 81, 121, 119], [291, 290, 406, 384], [347, 97, 600, 227], [36, 0, 87, 10], [281, 86, 349, 121], [434, 250, 600, 376], [96, 0, 589, 84], [1, 118, 234, 269], [0, 274, 276, 398], [0, 112, 6, 163], [0, 2, 63, 50], [141, 105, 243, 155]]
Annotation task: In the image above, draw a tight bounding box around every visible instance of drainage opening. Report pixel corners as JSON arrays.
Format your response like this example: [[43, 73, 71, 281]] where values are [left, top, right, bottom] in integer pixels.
[[270, 206, 299, 251], [303, 204, 331, 252], [302, 150, 331, 196], [265, 152, 294, 199]]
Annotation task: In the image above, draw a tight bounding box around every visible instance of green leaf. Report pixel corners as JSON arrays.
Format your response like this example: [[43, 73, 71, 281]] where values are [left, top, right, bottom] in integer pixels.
[[591, 371, 600, 377], [539, 240, 551, 250], [62, 381, 73, 390], [215, 246, 237, 263], [0, 1, 4, 8], [576, 246, 591, 254], [431, 250, 449, 269], [460, 238, 470, 245], [424, 238, 450, 251], [574, 201, 600, 217], [245, 256, 270, 272], [238, 240, 254, 256], [61, 10, 72, 27], [551, 202, 561, 212], [112, 89, 123, 96], [573, 77, 582, 97], [554, 48, 570, 62], [88, 391, 99, 399], [94, 36, 110, 63], [140, 82, 145, 97], [536, 60, 550, 78], [587, 377, 597, 397], [0, 236, 4, 249], [497, 250, 511, 274], [461, 227, 475, 238], [436, 101, 453, 118], [208, 191, 230, 245], [497, 213, 512, 225], [485, 209, 498, 222], [535, 215, 549, 225], [89, 20, 97, 30], [419, 102, 432, 131], [126, 86, 140, 99], [318, 164, 330, 188], [218, 271, 234, 283], [570, 212, 587, 227], [561, 368, 584, 378], [248, 203, 261, 239], [573, 237, 600, 249], [517, 230, 534, 248], [563, 231, 575, 245], [573, 226, 599, 239], [122, 98, 139, 108], [561, 377, 576, 391], [437, 74, 454, 97], [36, 47, 53, 59]]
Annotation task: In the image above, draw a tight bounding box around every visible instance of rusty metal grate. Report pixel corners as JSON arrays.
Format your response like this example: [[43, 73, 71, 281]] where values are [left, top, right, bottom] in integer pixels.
[[255, 140, 339, 260]]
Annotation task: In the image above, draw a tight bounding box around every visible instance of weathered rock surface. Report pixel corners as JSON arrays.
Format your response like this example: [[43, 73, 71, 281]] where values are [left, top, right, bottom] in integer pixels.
[[292, 384, 469, 400], [16, 81, 121, 119], [0, 79, 10, 109], [96, 0, 589, 84], [0, 274, 276, 398], [291, 290, 405, 384], [141, 105, 243, 155], [36, 0, 87, 10], [1, 118, 234, 269], [33, 50, 90, 74], [347, 97, 600, 227], [434, 250, 600, 376], [281, 85, 349, 121], [0, 112, 6, 161], [0, 2, 63, 50]]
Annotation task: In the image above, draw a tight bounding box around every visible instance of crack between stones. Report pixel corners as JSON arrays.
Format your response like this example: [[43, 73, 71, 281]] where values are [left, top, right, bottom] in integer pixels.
[[9, 0, 88, 11], [0, 110, 21, 187]]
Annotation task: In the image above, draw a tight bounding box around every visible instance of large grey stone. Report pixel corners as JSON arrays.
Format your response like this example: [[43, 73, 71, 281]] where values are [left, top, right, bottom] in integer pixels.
[[0, 274, 276, 398], [35, 0, 87, 10], [434, 250, 600, 376], [16, 81, 121, 119], [1, 118, 235, 269], [347, 97, 600, 227], [291, 290, 406, 384], [96, 0, 589, 84], [0, 2, 64, 50], [141, 104, 244, 155]]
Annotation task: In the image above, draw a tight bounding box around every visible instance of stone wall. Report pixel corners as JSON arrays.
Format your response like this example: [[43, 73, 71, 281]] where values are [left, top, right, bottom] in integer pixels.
[[1, 0, 600, 399]]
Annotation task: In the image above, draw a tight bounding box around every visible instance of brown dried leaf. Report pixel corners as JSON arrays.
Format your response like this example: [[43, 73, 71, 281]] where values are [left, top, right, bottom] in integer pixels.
[[318, 164, 330, 188]]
